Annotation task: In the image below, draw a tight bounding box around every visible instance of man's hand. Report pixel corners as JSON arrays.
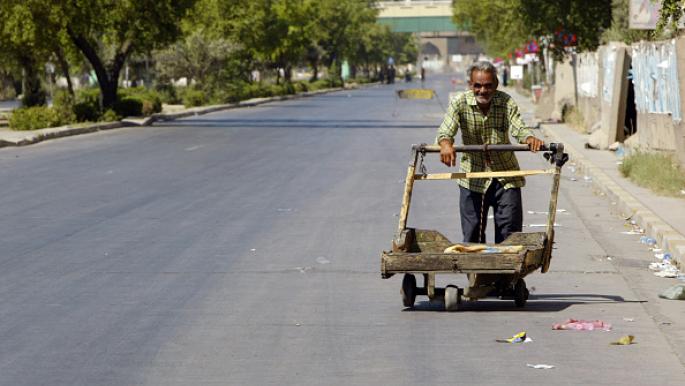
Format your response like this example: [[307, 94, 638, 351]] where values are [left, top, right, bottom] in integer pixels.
[[525, 136, 544, 153], [439, 139, 456, 167]]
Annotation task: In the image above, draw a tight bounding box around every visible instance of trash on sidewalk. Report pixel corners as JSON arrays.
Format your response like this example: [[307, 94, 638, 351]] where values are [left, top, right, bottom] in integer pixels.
[[658, 284, 685, 300], [552, 319, 612, 331], [496, 331, 532, 343], [527, 209, 568, 215], [526, 223, 561, 228], [650, 261, 680, 278], [623, 317, 635, 322], [610, 335, 635, 345], [621, 230, 643, 235], [639, 236, 657, 246], [527, 364, 555, 369]]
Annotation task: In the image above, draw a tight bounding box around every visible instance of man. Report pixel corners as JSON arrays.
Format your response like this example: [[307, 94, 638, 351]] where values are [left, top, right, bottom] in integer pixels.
[[436, 61, 544, 244]]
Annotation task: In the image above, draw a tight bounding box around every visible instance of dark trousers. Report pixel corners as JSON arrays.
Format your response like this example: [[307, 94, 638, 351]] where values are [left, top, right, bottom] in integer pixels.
[[459, 179, 523, 244]]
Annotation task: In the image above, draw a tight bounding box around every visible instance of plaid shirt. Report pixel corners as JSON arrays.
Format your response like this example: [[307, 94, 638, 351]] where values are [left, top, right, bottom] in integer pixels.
[[436, 90, 534, 193]]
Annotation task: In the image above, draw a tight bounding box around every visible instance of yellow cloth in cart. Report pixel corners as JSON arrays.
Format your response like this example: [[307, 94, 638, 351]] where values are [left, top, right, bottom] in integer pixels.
[[443, 244, 524, 254]]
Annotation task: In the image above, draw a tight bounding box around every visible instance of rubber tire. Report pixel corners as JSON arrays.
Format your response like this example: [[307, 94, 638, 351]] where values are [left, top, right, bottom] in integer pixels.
[[514, 279, 528, 308], [444, 285, 459, 311], [401, 274, 417, 307]]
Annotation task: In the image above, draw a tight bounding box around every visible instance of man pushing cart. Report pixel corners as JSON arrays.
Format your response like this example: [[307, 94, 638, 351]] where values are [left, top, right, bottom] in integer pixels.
[[381, 61, 569, 310]]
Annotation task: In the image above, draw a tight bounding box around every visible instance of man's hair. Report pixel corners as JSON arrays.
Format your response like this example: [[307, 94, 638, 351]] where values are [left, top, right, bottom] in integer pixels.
[[467, 61, 498, 84]]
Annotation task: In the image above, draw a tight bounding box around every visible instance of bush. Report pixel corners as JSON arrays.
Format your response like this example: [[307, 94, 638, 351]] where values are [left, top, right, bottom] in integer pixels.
[[73, 101, 100, 122], [119, 87, 162, 116], [51, 89, 76, 124], [100, 109, 120, 122], [9, 106, 62, 130], [75, 88, 102, 121], [154, 83, 180, 104], [180, 88, 207, 107], [113, 97, 143, 117]]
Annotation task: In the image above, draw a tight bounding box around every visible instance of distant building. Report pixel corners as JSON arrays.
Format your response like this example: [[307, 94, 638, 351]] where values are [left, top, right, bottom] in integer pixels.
[[376, 0, 484, 71]]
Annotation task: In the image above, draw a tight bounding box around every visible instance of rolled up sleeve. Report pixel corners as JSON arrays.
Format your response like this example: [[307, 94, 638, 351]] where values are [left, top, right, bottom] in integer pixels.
[[507, 100, 534, 143]]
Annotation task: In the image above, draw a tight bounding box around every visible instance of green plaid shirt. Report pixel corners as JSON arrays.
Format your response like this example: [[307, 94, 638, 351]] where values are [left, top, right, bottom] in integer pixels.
[[436, 90, 534, 193]]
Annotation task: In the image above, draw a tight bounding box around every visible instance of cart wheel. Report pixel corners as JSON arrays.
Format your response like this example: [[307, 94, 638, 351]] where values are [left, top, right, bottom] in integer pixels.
[[444, 285, 459, 311], [514, 279, 528, 308], [401, 274, 417, 307]]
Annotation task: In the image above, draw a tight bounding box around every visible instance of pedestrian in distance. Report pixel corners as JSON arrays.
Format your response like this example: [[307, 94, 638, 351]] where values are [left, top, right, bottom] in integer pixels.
[[420, 66, 426, 85], [435, 61, 544, 244]]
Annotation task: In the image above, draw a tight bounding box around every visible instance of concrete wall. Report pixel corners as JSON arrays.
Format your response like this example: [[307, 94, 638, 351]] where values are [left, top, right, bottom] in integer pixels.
[[600, 43, 630, 144], [576, 50, 603, 131], [551, 59, 575, 121], [627, 37, 685, 164]]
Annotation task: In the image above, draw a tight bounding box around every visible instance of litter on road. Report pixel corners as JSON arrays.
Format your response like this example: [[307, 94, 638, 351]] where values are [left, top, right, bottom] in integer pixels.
[[527, 364, 555, 369], [552, 319, 612, 331], [658, 284, 685, 300], [496, 331, 532, 343], [316, 256, 331, 264], [610, 335, 635, 345]]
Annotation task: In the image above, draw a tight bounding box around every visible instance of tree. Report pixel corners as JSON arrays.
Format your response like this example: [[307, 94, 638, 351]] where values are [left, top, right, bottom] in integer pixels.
[[453, 0, 613, 59], [657, 0, 684, 37], [453, 0, 527, 58], [601, 0, 653, 45], [0, 1, 56, 106], [155, 29, 234, 88], [55, 0, 197, 109]]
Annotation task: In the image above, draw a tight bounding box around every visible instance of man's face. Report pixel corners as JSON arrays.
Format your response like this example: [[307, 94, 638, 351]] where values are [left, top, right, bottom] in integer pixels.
[[469, 70, 497, 105]]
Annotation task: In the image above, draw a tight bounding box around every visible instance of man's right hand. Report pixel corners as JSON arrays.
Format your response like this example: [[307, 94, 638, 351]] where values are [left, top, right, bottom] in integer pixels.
[[439, 139, 456, 167]]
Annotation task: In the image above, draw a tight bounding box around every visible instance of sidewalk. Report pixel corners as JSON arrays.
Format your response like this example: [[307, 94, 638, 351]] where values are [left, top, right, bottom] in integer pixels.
[[0, 87, 346, 149], [507, 87, 685, 270]]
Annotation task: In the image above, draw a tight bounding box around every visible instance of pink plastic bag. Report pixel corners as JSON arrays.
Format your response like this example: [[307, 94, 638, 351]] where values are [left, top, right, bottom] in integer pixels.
[[552, 319, 612, 331]]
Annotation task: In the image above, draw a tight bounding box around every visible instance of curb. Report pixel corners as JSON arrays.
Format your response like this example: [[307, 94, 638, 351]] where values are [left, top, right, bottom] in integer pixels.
[[0, 86, 357, 148], [542, 124, 685, 269]]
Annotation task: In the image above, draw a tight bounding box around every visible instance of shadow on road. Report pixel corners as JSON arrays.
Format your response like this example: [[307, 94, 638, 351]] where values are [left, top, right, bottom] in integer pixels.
[[162, 118, 435, 129], [403, 293, 640, 312]]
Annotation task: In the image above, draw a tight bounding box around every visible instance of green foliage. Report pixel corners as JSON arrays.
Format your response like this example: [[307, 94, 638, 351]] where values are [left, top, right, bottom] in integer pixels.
[[656, 0, 685, 37], [180, 88, 207, 107], [453, 0, 528, 58], [112, 97, 143, 117], [620, 151, 685, 196], [154, 83, 180, 104], [73, 87, 101, 121], [73, 101, 99, 122], [601, 0, 654, 44], [9, 106, 61, 130], [100, 109, 120, 122], [119, 87, 162, 115], [52, 88, 77, 123], [454, 0, 612, 59]]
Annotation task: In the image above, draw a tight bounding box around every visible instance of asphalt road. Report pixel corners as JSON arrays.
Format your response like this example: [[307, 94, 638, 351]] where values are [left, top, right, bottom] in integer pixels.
[[1, 74, 684, 385]]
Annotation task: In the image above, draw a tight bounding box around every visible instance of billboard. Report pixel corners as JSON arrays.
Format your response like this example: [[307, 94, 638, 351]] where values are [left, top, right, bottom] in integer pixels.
[[629, 0, 661, 29]]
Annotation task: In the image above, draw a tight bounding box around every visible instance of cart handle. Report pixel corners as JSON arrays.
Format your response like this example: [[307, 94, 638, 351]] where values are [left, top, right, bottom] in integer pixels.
[[414, 143, 557, 153]]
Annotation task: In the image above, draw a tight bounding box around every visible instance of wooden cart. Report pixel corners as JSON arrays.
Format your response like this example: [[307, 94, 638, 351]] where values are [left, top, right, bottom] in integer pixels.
[[381, 143, 568, 310]]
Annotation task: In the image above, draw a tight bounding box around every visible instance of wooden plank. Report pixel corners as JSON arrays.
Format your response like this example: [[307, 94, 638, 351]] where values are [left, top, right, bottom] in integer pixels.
[[542, 166, 562, 273], [414, 169, 554, 180], [395, 149, 419, 238], [381, 252, 524, 273]]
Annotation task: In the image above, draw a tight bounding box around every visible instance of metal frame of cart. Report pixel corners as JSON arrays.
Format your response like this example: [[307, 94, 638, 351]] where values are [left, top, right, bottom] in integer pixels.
[[381, 143, 569, 310]]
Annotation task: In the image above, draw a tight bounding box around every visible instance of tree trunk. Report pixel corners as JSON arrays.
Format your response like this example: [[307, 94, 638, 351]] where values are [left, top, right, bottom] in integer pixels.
[[68, 28, 131, 110], [284, 65, 292, 83], [19, 55, 46, 107], [55, 47, 74, 97]]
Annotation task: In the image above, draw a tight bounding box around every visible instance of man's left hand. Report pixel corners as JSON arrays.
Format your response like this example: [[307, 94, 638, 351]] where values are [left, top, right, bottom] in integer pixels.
[[525, 136, 544, 153]]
